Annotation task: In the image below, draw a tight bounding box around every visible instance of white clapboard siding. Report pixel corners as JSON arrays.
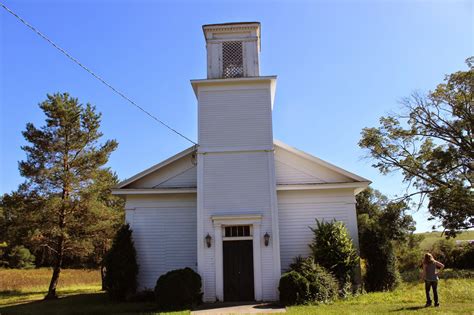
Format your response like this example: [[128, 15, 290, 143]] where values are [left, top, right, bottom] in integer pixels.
[[274, 145, 353, 183], [277, 189, 358, 272], [203, 152, 271, 211], [156, 166, 197, 188], [198, 88, 272, 149], [127, 152, 195, 189], [126, 195, 197, 290], [201, 150, 277, 301], [275, 160, 325, 184]]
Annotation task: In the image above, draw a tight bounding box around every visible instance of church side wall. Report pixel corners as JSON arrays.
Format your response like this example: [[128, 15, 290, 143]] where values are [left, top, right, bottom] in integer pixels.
[[125, 194, 197, 290], [277, 189, 359, 272]]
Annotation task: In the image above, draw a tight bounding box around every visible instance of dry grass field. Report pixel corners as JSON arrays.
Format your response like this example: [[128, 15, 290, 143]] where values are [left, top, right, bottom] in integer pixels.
[[0, 268, 101, 307], [0, 268, 101, 292]]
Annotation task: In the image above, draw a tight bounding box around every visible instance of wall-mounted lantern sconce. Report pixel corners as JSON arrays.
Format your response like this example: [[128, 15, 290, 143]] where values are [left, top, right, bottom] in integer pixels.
[[205, 233, 212, 248], [264, 232, 270, 246]]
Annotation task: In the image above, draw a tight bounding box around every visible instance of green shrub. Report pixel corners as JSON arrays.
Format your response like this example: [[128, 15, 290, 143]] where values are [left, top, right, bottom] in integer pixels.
[[428, 239, 474, 269], [310, 219, 358, 284], [103, 224, 138, 301], [396, 247, 423, 272], [430, 238, 457, 267], [360, 228, 400, 291], [289, 256, 339, 303], [154, 267, 202, 310], [0, 242, 7, 267], [278, 271, 309, 305], [7, 245, 35, 269], [453, 243, 474, 269], [395, 234, 424, 272]]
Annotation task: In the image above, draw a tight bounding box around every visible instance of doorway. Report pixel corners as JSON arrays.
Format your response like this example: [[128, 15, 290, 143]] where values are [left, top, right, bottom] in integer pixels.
[[223, 239, 255, 301]]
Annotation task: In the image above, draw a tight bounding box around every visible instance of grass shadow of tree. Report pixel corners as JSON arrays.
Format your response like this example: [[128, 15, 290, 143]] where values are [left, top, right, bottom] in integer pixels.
[[0, 292, 161, 315]]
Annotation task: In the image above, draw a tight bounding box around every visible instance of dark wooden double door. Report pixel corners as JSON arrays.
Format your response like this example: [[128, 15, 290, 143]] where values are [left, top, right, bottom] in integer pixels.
[[223, 240, 254, 301]]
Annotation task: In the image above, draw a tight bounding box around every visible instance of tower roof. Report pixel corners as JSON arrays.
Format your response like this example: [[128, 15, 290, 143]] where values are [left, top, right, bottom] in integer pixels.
[[202, 22, 261, 51]]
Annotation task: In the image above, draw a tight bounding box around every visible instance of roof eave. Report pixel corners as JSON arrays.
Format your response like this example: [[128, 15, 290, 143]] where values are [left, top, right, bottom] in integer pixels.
[[190, 76, 277, 98], [277, 181, 370, 193], [111, 188, 197, 195]]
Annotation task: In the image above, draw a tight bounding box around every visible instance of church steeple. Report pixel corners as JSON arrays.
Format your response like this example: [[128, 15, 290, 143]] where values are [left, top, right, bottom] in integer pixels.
[[202, 22, 261, 79], [193, 22, 280, 302]]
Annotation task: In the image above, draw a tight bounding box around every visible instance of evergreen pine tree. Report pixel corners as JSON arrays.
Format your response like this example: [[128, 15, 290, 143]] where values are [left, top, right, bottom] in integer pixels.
[[104, 224, 138, 301], [18, 93, 119, 299]]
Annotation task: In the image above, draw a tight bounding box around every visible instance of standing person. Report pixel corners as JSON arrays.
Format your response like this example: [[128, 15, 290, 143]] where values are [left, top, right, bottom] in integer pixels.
[[421, 253, 444, 307]]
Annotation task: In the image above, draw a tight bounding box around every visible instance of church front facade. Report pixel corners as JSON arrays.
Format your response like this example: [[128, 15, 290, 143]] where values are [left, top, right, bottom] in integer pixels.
[[112, 22, 369, 302]]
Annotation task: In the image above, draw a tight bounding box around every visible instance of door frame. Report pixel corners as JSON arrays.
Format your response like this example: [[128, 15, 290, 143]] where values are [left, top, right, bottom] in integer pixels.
[[212, 215, 263, 301]]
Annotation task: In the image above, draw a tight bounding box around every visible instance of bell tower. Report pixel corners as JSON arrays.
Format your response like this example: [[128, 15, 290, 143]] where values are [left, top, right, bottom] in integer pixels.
[[204, 22, 260, 79], [191, 22, 280, 302]]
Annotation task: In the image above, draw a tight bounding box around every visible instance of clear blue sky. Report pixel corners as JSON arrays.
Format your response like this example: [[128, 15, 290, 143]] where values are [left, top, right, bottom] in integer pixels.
[[1, 0, 472, 232]]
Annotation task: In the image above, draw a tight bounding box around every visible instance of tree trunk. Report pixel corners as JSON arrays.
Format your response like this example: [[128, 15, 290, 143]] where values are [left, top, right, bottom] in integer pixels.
[[45, 194, 67, 299], [45, 236, 64, 300], [45, 137, 70, 300], [101, 264, 106, 291]]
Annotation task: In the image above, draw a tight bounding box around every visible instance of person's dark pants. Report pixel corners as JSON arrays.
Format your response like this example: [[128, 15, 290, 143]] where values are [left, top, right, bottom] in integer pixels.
[[425, 280, 438, 305]]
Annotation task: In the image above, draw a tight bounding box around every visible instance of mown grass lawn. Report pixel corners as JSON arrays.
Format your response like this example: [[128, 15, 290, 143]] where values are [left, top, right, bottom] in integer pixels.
[[1, 268, 473, 314], [287, 278, 474, 314]]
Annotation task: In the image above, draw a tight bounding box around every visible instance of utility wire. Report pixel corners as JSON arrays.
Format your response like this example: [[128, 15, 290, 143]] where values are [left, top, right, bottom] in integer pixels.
[[0, 2, 197, 145]]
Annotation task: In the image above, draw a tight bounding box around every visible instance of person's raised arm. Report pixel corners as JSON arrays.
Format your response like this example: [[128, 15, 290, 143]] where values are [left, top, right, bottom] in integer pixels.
[[435, 261, 445, 274]]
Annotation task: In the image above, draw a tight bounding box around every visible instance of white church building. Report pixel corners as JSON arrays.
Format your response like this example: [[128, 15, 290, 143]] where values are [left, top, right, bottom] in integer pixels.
[[112, 22, 370, 302]]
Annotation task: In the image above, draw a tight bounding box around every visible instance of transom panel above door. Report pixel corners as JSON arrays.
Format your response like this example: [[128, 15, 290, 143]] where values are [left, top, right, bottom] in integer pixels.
[[224, 225, 251, 238]]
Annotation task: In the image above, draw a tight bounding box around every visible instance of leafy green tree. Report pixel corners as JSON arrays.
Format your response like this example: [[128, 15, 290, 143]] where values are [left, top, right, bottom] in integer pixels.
[[0, 185, 47, 264], [356, 188, 415, 290], [310, 219, 358, 285], [359, 58, 473, 237], [17, 93, 121, 299], [360, 228, 400, 291], [7, 245, 36, 269]]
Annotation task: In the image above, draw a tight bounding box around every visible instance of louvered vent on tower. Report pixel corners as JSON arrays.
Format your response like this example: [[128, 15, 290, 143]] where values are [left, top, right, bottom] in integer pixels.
[[222, 41, 244, 78]]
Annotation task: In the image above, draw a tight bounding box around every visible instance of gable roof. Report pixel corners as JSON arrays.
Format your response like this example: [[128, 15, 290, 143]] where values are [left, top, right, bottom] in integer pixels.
[[115, 145, 197, 189], [113, 140, 370, 191], [273, 139, 369, 183]]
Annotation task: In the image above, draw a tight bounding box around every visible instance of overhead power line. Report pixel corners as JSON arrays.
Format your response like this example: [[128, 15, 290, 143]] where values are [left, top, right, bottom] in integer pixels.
[[0, 2, 197, 145]]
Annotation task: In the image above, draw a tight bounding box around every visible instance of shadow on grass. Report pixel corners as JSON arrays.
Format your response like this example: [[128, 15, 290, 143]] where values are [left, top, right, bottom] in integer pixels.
[[192, 302, 285, 313], [389, 305, 426, 312], [0, 292, 162, 315], [253, 303, 285, 310]]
